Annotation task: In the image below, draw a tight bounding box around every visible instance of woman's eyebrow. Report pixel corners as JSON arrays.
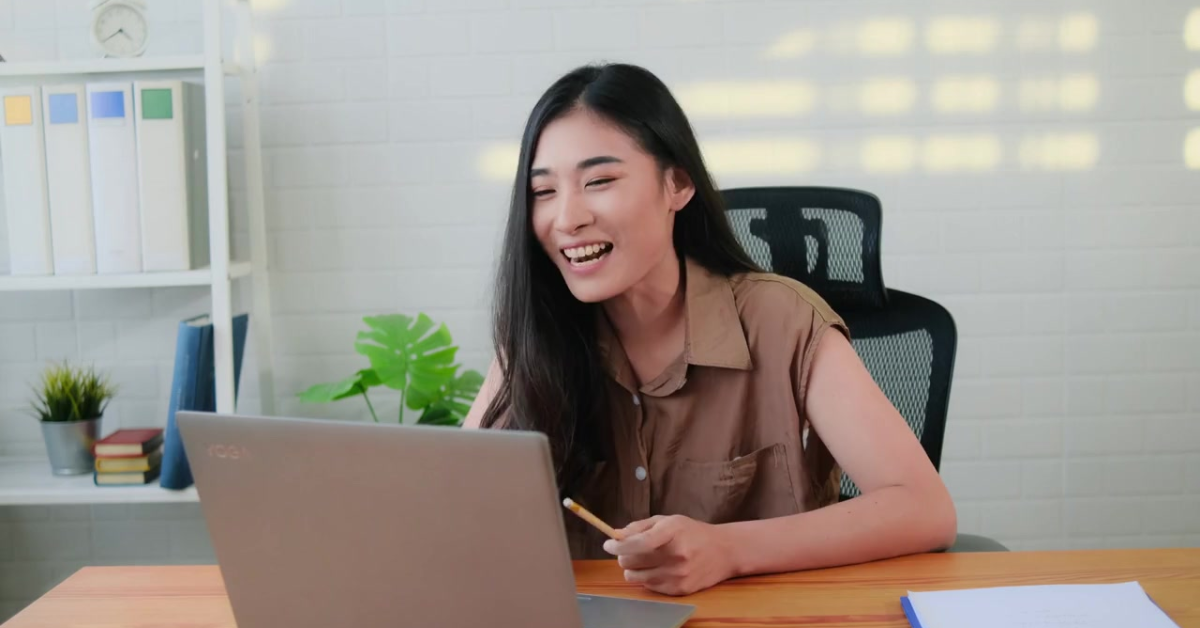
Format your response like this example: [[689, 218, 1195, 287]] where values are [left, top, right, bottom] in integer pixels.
[[577, 155, 623, 170], [530, 155, 624, 178]]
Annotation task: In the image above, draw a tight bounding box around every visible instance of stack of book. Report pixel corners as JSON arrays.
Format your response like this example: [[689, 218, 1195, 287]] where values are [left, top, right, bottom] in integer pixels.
[[93, 428, 164, 486]]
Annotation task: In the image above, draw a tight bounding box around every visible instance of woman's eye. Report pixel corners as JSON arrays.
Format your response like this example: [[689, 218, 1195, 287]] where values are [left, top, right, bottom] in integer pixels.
[[532, 189, 555, 198], [586, 177, 614, 188]]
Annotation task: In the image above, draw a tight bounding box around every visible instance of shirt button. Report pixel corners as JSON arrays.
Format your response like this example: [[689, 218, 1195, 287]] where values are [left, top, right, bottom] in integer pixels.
[[632, 393, 641, 406], [635, 466, 647, 481]]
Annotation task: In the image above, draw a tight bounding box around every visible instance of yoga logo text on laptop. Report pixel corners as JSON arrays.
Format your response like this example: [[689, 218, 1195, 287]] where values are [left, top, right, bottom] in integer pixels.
[[207, 443, 250, 460]]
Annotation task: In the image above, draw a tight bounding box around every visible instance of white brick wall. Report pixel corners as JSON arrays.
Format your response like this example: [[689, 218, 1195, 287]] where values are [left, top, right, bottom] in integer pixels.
[[1, 0, 1199, 620], [0, 503, 215, 621]]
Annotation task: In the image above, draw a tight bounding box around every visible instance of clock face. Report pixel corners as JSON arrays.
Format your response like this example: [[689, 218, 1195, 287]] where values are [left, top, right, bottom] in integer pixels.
[[93, 3, 148, 58]]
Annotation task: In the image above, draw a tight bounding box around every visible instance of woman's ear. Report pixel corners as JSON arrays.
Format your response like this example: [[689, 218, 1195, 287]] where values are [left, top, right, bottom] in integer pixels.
[[664, 166, 695, 212]]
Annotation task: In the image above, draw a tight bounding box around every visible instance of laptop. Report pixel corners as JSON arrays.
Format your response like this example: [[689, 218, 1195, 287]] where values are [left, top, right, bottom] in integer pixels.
[[178, 412, 696, 628]]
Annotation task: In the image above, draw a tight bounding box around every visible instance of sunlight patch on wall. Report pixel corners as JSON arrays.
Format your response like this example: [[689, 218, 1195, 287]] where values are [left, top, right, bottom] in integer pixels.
[[861, 135, 1001, 173], [1019, 133, 1099, 171], [932, 77, 1000, 113], [859, 78, 918, 116], [479, 142, 519, 182], [1019, 74, 1099, 112], [701, 139, 822, 175], [253, 34, 273, 65], [765, 30, 818, 59], [792, 19, 912, 57], [1186, 70, 1200, 111], [857, 18, 916, 56], [1185, 128, 1200, 169], [1013, 13, 1101, 52], [250, 0, 290, 15], [1059, 13, 1099, 52], [861, 136, 918, 173], [675, 81, 819, 118], [926, 16, 1000, 54], [1059, 74, 1100, 112], [1186, 9, 1200, 50], [922, 134, 1002, 172]]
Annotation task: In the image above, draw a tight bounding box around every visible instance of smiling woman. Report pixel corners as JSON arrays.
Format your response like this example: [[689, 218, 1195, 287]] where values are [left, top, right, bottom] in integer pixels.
[[464, 63, 956, 597]]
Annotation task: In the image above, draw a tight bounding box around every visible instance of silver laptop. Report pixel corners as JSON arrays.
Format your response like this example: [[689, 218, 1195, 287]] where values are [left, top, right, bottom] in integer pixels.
[[178, 412, 695, 628]]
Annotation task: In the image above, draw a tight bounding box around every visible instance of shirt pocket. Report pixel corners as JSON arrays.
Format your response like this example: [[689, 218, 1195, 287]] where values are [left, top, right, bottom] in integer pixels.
[[659, 442, 798, 524]]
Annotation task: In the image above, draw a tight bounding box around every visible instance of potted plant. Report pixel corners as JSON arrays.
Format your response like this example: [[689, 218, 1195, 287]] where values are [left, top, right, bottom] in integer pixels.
[[31, 362, 116, 475], [299, 313, 484, 425]]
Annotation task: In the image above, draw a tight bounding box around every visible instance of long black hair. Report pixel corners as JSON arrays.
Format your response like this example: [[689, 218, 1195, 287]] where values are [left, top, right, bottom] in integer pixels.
[[481, 63, 760, 497]]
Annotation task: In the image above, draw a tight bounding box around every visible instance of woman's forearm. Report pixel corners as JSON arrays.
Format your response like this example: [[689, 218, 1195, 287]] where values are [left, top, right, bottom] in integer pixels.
[[719, 483, 958, 578]]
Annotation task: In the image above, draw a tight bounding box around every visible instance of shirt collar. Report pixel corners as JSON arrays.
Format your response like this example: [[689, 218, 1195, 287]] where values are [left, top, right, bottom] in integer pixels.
[[597, 257, 753, 395], [682, 257, 753, 371]]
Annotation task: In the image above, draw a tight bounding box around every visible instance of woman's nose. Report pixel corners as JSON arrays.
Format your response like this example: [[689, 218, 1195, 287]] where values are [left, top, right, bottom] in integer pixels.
[[553, 192, 594, 233]]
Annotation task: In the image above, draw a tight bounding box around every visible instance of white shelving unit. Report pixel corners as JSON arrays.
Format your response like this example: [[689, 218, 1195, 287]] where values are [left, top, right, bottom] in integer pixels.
[[0, 261, 252, 291], [0, 458, 198, 505], [0, 55, 206, 77], [0, 0, 274, 505]]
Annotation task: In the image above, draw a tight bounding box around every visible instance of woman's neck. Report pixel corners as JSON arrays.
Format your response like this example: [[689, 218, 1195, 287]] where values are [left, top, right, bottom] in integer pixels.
[[602, 253, 686, 383]]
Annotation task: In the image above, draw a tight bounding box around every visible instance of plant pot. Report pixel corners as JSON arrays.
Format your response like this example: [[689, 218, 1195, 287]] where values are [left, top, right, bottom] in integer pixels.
[[39, 416, 102, 476]]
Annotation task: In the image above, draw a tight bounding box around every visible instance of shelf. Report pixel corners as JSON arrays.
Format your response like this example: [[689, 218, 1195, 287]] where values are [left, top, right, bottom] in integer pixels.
[[0, 55, 208, 78], [0, 261, 252, 291], [0, 0, 278, 420], [0, 457, 198, 505]]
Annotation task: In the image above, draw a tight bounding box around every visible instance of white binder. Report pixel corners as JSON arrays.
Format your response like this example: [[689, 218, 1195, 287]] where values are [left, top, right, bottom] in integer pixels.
[[134, 80, 209, 272], [0, 87, 54, 275], [86, 82, 141, 274], [41, 84, 97, 275]]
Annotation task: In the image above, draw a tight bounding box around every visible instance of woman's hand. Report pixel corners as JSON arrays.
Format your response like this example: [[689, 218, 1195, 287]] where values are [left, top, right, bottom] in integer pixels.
[[602, 515, 737, 596]]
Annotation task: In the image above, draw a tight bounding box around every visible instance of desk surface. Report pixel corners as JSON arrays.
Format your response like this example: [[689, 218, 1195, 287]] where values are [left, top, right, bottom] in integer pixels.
[[5, 549, 1199, 627]]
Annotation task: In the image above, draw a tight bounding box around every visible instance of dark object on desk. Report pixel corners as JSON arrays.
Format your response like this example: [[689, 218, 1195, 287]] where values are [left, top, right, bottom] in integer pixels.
[[722, 186, 1006, 553]]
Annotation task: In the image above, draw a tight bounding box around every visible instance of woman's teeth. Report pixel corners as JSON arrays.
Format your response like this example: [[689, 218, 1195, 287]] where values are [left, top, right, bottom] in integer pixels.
[[564, 243, 612, 264]]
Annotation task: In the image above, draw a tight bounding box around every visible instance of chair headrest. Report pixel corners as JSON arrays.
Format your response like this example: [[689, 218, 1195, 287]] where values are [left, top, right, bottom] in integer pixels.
[[721, 186, 888, 310]]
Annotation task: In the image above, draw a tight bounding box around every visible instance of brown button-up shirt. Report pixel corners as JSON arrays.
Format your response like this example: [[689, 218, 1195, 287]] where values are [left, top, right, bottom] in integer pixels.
[[564, 257, 850, 559]]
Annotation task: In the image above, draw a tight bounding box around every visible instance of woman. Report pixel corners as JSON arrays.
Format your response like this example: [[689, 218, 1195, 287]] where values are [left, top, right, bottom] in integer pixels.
[[465, 63, 956, 596]]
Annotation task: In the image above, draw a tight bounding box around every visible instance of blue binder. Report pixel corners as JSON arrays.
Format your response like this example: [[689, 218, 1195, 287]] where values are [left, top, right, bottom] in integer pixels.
[[159, 313, 249, 490]]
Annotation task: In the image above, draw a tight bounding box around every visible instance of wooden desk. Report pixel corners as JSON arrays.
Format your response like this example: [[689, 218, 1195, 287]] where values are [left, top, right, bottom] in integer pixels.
[[5, 549, 1199, 627]]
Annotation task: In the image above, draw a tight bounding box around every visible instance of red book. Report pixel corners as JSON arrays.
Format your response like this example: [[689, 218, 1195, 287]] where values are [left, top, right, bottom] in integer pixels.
[[94, 428, 164, 457]]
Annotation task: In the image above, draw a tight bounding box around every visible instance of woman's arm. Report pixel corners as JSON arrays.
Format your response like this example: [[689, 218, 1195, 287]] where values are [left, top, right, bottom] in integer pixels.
[[462, 358, 503, 429], [719, 329, 957, 576]]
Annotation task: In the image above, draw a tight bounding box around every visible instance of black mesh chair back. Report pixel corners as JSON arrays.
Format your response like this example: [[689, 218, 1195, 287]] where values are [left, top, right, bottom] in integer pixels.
[[722, 186, 887, 310], [722, 187, 957, 500]]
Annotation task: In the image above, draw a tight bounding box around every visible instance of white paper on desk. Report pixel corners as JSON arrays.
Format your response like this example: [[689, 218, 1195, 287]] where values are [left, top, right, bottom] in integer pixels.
[[907, 581, 1179, 628]]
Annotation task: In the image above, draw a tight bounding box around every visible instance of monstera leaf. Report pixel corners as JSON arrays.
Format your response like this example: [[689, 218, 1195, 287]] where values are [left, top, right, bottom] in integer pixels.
[[298, 369, 382, 403], [354, 314, 458, 407], [297, 312, 483, 427], [415, 369, 485, 425]]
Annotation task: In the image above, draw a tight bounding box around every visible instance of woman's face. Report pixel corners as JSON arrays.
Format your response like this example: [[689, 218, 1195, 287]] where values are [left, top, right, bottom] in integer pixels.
[[529, 107, 694, 303]]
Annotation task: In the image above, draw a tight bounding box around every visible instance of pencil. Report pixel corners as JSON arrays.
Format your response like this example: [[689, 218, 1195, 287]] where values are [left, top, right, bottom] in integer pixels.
[[562, 498, 625, 541]]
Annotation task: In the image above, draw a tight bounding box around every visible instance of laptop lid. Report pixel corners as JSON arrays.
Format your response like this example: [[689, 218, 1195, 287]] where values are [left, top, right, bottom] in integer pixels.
[[178, 412, 583, 628]]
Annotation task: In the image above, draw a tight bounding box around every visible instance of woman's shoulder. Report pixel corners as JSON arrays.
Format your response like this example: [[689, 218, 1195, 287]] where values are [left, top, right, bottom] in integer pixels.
[[728, 270, 843, 327]]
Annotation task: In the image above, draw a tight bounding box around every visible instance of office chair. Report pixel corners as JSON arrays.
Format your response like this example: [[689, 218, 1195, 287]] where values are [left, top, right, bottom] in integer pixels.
[[721, 186, 1007, 553]]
